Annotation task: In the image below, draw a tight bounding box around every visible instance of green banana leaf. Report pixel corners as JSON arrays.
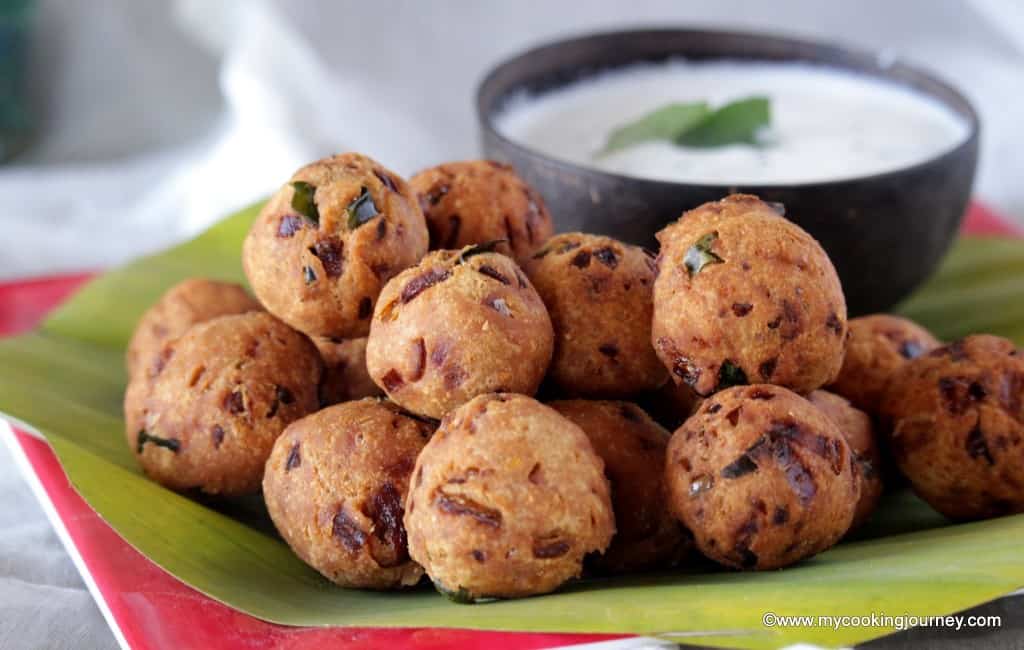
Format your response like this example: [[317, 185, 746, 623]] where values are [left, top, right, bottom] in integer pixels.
[[1, 202, 1023, 650]]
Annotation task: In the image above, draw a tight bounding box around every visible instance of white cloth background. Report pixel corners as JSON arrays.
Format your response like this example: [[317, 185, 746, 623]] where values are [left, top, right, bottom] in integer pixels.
[[1, 1, 1023, 648]]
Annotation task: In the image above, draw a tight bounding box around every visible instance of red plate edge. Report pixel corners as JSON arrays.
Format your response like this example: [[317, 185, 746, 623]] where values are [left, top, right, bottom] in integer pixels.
[[5, 429, 625, 650], [1, 202, 1019, 650]]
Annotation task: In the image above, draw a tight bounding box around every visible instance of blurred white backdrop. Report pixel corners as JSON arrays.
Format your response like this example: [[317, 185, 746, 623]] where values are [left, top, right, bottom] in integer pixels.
[[1, 0, 1023, 280], [1, 1, 1024, 648]]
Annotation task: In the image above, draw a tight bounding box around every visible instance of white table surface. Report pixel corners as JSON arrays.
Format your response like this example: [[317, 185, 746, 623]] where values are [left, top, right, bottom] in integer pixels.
[[2, 1, 1023, 648]]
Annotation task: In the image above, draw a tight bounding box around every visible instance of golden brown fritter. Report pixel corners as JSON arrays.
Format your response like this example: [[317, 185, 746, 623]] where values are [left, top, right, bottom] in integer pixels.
[[652, 194, 847, 397], [263, 399, 433, 589], [404, 393, 614, 600], [314, 337, 384, 406], [880, 335, 1024, 520], [123, 312, 322, 496], [549, 399, 689, 573], [828, 314, 940, 414], [126, 278, 261, 379], [665, 385, 859, 570], [242, 153, 428, 339], [526, 233, 667, 397], [409, 160, 553, 265], [808, 390, 883, 530], [366, 247, 553, 419]]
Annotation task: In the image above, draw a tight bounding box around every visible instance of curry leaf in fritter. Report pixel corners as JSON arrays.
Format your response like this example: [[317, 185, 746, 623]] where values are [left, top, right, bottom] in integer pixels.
[[683, 231, 725, 277]]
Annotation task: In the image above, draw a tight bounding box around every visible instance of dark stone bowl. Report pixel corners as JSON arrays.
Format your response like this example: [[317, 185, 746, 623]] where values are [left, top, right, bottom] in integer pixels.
[[476, 28, 980, 315]]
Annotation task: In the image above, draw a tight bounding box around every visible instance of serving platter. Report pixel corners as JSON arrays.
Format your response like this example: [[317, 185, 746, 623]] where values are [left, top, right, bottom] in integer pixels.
[[1, 203, 1022, 650]]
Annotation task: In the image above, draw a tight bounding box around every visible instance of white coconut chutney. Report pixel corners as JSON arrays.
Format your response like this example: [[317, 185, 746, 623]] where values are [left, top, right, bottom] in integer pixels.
[[495, 61, 969, 185]]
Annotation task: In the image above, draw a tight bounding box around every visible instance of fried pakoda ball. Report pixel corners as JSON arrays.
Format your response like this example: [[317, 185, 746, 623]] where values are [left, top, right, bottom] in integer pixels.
[[808, 390, 883, 530], [665, 385, 859, 570], [263, 399, 433, 589], [880, 335, 1024, 520], [652, 194, 847, 397], [366, 247, 553, 419], [126, 278, 260, 379], [404, 394, 614, 600], [123, 312, 322, 496], [243, 153, 428, 339], [409, 160, 553, 265], [549, 399, 689, 573], [525, 233, 667, 397], [828, 314, 940, 414], [314, 337, 383, 406]]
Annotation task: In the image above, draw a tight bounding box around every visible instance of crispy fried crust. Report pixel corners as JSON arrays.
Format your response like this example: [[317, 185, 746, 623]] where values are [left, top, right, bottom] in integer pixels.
[[123, 312, 322, 496], [263, 399, 433, 589], [405, 394, 615, 599], [665, 385, 859, 570], [828, 314, 940, 414], [549, 399, 690, 573], [808, 390, 883, 530], [410, 160, 553, 264], [243, 153, 428, 339], [652, 194, 847, 396], [125, 278, 261, 379], [366, 249, 553, 419], [880, 335, 1024, 520], [526, 233, 667, 397]]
